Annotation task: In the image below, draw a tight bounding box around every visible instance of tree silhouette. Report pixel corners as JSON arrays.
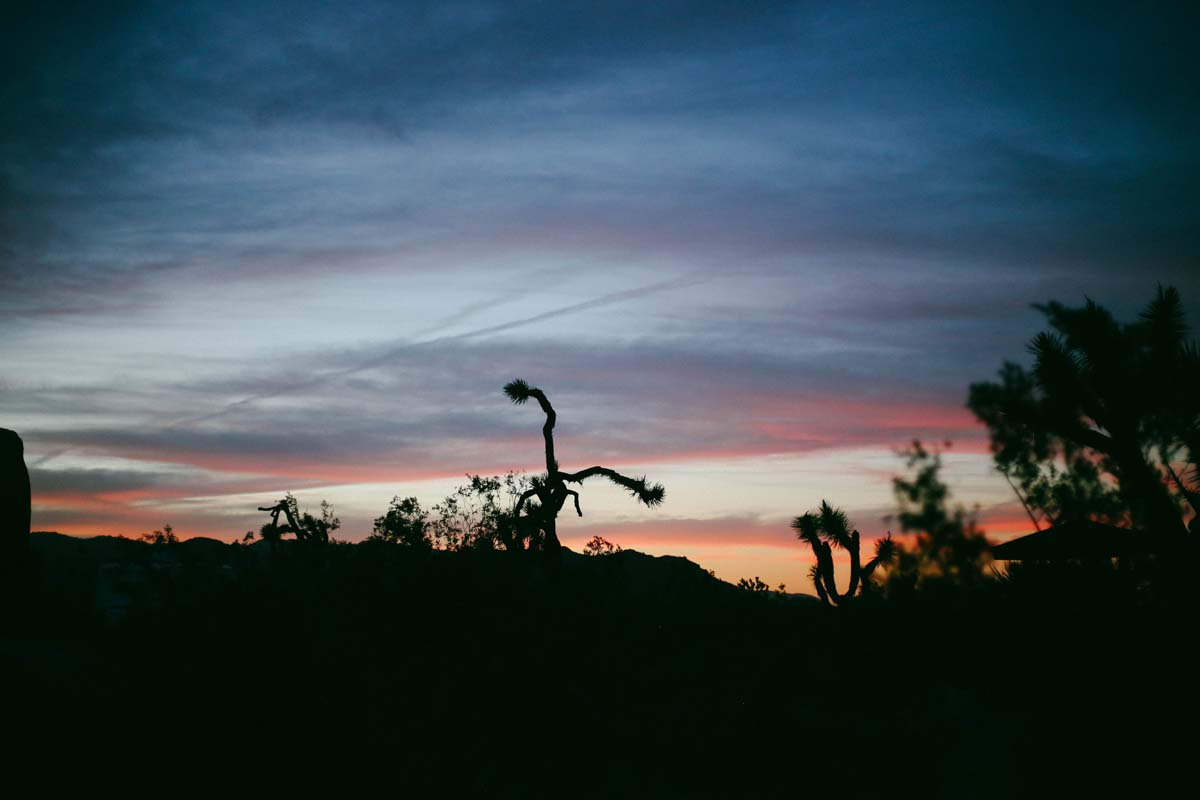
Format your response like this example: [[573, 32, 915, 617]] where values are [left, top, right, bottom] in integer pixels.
[[583, 535, 622, 556], [140, 524, 178, 546], [968, 286, 1200, 539], [886, 442, 990, 594], [793, 501, 895, 606], [369, 496, 432, 548], [257, 494, 339, 545], [431, 473, 531, 551], [504, 379, 664, 554]]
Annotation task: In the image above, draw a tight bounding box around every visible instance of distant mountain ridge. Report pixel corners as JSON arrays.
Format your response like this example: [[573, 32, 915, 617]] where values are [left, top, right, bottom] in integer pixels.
[[28, 530, 820, 605]]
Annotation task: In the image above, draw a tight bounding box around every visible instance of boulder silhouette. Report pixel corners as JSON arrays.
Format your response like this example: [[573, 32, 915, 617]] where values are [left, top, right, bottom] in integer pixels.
[[0, 428, 32, 574]]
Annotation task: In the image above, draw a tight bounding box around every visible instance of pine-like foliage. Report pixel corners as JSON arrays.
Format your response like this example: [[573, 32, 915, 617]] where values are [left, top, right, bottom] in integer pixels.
[[969, 285, 1200, 538]]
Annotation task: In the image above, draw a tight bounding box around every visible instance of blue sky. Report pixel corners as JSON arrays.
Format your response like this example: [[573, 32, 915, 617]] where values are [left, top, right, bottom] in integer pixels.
[[2, 0, 1197, 591]]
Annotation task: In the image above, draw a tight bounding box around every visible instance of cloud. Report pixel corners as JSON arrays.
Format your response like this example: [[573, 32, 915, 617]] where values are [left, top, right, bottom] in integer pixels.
[[5, 0, 1198, 589], [16, 327, 992, 479], [4, 1, 1197, 319]]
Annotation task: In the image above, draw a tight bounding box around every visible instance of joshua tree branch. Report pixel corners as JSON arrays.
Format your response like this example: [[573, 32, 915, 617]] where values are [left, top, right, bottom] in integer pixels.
[[258, 498, 306, 541], [514, 487, 540, 517], [845, 530, 861, 598], [1001, 469, 1043, 531], [504, 379, 558, 473], [565, 489, 583, 516], [559, 465, 665, 505], [814, 541, 842, 605], [531, 391, 558, 473], [560, 465, 618, 482]]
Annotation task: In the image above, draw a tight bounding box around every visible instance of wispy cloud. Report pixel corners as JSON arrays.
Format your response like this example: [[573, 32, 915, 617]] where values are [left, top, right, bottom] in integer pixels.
[[4, 1, 1198, 593]]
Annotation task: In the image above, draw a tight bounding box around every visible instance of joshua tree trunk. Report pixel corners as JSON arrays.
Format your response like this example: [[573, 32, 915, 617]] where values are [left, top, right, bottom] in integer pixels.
[[809, 533, 861, 606]]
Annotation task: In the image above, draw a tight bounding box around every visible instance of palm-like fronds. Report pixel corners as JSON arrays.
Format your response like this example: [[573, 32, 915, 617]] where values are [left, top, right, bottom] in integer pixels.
[[874, 532, 897, 563], [792, 512, 821, 547], [607, 473, 666, 507], [1141, 284, 1188, 344], [818, 500, 853, 549], [504, 378, 533, 404]]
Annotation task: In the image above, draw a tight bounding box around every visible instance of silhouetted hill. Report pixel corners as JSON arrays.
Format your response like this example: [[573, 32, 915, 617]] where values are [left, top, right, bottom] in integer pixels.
[[32, 530, 146, 562], [6, 532, 1194, 796], [29, 531, 794, 606]]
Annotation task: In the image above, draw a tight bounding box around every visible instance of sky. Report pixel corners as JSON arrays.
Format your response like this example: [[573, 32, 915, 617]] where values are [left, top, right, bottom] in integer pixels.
[[3, 0, 1198, 593]]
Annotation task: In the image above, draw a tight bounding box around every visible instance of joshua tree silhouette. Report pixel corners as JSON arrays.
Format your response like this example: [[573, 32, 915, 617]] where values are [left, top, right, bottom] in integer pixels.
[[793, 501, 895, 606], [504, 379, 664, 554], [257, 494, 336, 545]]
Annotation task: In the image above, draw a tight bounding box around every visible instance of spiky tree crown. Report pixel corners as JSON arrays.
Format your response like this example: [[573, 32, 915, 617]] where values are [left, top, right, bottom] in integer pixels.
[[873, 533, 897, 563], [817, 500, 853, 549], [791, 502, 853, 549], [504, 379, 534, 404], [792, 513, 822, 547], [608, 472, 666, 506]]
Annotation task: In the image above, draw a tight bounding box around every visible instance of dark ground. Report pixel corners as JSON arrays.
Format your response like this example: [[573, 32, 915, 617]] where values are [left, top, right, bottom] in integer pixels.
[[2, 533, 1193, 796]]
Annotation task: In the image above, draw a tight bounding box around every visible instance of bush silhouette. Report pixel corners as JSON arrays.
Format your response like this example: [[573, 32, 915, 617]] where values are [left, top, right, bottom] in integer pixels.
[[583, 535, 622, 556], [369, 496, 432, 548], [430, 472, 531, 551], [139, 524, 178, 546], [885, 442, 990, 595]]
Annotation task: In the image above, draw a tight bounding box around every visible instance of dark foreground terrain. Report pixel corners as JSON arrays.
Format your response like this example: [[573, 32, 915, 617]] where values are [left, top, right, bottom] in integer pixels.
[[2, 533, 1193, 796]]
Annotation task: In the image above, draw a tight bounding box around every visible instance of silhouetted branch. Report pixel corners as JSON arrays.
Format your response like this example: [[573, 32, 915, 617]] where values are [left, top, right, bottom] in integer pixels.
[[1001, 469, 1044, 531], [559, 466, 666, 506], [514, 487, 539, 517], [565, 489, 583, 516], [506, 379, 557, 472]]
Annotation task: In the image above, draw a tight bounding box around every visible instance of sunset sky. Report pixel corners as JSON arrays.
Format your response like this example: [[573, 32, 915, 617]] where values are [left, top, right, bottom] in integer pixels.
[[3, 1, 1197, 593]]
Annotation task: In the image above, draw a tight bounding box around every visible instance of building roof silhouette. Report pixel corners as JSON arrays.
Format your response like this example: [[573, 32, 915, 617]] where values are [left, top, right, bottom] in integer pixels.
[[990, 520, 1152, 560]]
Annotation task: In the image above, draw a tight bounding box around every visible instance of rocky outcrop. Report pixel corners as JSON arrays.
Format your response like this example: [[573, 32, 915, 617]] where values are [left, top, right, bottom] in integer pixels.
[[1, 428, 32, 574]]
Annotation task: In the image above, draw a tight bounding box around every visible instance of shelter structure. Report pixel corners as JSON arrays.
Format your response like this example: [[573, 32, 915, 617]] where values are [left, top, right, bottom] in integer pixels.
[[989, 520, 1152, 561]]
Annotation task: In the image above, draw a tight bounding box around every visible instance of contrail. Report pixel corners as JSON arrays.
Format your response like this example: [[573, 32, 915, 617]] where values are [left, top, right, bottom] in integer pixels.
[[427, 274, 699, 343], [26, 273, 702, 471], [173, 273, 701, 427], [408, 263, 569, 340], [28, 448, 72, 469]]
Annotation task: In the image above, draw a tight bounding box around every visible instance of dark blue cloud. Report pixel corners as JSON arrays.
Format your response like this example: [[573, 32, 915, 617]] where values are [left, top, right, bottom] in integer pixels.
[[4, 0, 1196, 309]]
